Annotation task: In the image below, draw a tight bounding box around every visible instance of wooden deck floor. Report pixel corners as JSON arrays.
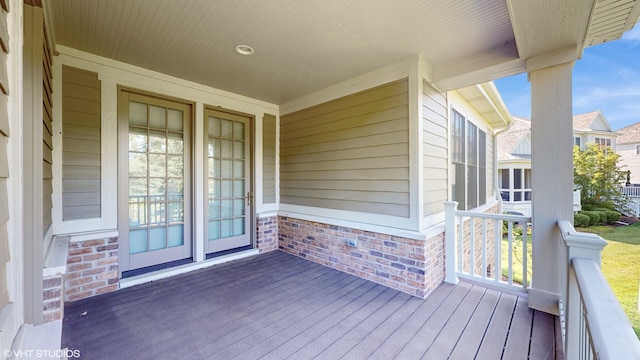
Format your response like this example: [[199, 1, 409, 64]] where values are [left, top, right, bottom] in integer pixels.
[[62, 251, 560, 359]]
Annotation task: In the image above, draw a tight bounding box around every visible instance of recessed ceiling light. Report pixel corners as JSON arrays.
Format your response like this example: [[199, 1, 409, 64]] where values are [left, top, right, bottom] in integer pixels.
[[235, 45, 254, 56]]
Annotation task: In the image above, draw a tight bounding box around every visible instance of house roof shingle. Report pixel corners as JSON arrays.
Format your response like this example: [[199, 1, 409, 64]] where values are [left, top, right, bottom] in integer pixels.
[[572, 110, 601, 131], [616, 122, 640, 144], [497, 116, 531, 161], [497, 110, 616, 161]]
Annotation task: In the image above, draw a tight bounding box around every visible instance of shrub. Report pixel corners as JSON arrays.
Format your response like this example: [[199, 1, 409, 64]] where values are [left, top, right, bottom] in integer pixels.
[[603, 210, 621, 224], [582, 204, 596, 211], [580, 211, 606, 226], [574, 213, 590, 227]]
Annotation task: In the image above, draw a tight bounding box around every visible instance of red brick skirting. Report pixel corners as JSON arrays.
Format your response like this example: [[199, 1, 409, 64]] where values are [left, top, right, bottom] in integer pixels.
[[65, 237, 119, 302], [277, 216, 445, 298], [257, 216, 278, 253], [43, 275, 64, 321]]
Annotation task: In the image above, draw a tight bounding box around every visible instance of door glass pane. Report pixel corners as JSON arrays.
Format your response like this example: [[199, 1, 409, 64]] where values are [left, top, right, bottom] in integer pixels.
[[208, 220, 220, 240], [221, 180, 233, 197], [168, 202, 183, 223], [149, 130, 167, 153], [233, 218, 244, 236], [168, 225, 184, 247], [167, 178, 183, 200], [167, 133, 183, 154], [209, 200, 220, 218], [233, 141, 244, 159], [167, 155, 183, 178], [129, 102, 147, 127], [221, 139, 233, 158], [149, 154, 167, 177], [129, 128, 147, 152], [221, 119, 233, 138], [149, 227, 167, 251], [233, 122, 244, 140], [149, 105, 166, 129], [208, 117, 220, 137], [167, 109, 183, 131], [130, 229, 147, 254], [233, 199, 244, 216], [221, 219, 233, 238], [129, 153, 147, 177], [149, 202, 165, 224], [213, 180, 220, 197], [233, 180, 244, 197], [221, 199, 233, 217], [221, 159, 232, 177]]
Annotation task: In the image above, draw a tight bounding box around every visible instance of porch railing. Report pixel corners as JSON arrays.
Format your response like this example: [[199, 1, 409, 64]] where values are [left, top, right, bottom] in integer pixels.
[[620, 185, 640, 198], [559, 220, 640, 359], [444, 202, 531, 293]]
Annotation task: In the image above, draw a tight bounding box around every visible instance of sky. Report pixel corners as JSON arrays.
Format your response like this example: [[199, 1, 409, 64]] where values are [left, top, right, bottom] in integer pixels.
[[495, 23, 640, 131]]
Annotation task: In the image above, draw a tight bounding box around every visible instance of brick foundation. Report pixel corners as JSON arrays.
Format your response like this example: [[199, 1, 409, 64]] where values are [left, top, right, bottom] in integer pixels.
[[43, 275, 64, 322], [65, 237, 119, 302], [278, 216, 445, 298], [257, 216, 278, 253]]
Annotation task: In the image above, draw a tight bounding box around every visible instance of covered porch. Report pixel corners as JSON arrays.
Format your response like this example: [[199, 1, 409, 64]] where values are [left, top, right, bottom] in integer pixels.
[[62, 251, 559, 360], [3, 0, 640, 359]]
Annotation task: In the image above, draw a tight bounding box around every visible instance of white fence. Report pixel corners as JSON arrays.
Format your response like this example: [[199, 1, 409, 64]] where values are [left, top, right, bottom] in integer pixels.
[[620, 185, 640, 198], [444, 202, 532, 293], [559, 220, 640, 359]]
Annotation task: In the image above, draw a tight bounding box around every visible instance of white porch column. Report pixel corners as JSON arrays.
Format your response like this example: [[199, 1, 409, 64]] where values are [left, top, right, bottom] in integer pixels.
[[529, 62, 574, 315]]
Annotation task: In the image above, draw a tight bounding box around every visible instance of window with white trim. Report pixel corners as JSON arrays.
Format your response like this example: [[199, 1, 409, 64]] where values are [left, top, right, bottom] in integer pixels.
[[595, 137, 611, 147], [636, 144, 640, 155], [574, 137, 581, 147], [498, 168, 532, 202], [452, 109, 487, 210]]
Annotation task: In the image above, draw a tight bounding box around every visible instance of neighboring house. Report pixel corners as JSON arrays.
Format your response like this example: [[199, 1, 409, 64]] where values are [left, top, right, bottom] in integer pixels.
[[497, 110, 617, 216], [573, 110, 618, 150], [616, 122, 640, 184], [2, 0, 639, 355]]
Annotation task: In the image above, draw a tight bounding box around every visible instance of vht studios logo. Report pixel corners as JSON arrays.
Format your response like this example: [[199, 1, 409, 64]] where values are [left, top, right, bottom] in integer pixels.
[[3, 349, 81, 358]]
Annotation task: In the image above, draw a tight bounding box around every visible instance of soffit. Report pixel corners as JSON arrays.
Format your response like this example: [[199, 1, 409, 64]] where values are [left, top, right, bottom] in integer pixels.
[[455, 83, 512, 128], [46, 0, 640, 105], [46, 0, 516, 104]]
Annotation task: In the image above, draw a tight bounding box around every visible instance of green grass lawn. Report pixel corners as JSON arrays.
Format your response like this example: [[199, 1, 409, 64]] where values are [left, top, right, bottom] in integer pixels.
[[577, 223, 640, 338], [501, 235, 532, 286]]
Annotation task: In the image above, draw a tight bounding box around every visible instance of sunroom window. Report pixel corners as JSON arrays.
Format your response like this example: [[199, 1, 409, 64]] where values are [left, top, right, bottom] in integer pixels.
[[452, 109, 487, 210], [498, 168, 531, 202]]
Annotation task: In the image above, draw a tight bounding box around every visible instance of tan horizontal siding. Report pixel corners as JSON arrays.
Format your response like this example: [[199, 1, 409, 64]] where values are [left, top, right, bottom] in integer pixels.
[[280, 79, 409, 217], [63, 192, 100, 206], [63, 151, 100, 166], [63, 179, 100, 193], [63, 165, 100, 179], [283, 196, 409, 217], [62, 205, 101, 220], [422, 81, 448, 217], [62, 66, 101, 220], [262, 113, 276, 203], [280, 179, 409, 192]]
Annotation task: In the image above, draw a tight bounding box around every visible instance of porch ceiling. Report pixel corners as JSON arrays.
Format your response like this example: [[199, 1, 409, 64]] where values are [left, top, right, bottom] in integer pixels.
[[45, 0, 640, 105]]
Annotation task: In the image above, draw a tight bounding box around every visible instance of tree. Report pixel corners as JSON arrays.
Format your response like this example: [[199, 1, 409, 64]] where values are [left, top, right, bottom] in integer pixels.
[[574, 143, 628, 208]]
